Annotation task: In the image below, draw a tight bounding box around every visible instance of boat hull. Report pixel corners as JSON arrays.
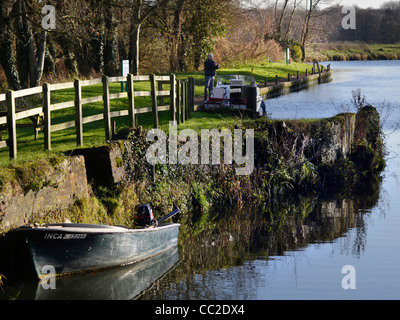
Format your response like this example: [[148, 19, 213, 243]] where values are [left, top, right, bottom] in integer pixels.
[[20, 223, 180, 279]]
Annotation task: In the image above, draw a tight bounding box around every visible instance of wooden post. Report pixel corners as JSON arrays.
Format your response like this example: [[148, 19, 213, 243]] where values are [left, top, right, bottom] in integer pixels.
[[75, 79, 83, 147], [6, 90, 17, 159], [288, 73, 291, 81], [264, 77, 268, 87], [306, 69, 308, 77], [170, 74, 176, 122], [127, 73, 135, 127], [176, 80, 181, 125], [181, 81, 186, 123], [112, 121, 116, 139], [275, 75, 278, 84], [185, 81, 189, 120], [188, 77, 195, 117], [158, 81, 164, 105], [43, 83, 51, 150], [150, 74, 159, 129], [103, 75, 112, 140], [297, 71, 299, 79], [246, 86, 258, 112]]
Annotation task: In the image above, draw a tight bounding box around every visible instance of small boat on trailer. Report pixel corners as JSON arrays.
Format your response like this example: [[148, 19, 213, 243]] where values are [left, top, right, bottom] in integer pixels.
[[203, 75, 266, 114], [16, 206, 180, 279]]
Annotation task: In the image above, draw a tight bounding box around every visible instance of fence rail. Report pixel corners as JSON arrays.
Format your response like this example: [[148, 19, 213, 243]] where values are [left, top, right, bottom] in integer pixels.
[[0, 74, 195, 159]]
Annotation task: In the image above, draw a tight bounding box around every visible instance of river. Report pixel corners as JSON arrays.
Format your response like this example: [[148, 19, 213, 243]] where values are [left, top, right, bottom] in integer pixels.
[[140, 60, 400, 300], [1, 61, 399, 300]]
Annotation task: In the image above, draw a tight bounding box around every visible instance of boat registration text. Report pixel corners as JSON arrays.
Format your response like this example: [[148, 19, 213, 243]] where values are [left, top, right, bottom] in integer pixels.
[[44, 233, 87, 240]]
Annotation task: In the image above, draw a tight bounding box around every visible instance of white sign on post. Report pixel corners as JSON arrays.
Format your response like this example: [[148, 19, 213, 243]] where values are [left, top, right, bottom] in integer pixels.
[[121, 60, 129, 77], [121, 60, 129, 92]]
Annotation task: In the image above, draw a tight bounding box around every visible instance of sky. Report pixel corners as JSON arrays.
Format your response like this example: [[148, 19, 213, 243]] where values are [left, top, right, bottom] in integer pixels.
[[338, 0, 389, 8]]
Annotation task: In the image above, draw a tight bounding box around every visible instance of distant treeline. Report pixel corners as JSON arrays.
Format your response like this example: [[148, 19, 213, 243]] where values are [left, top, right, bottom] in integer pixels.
[[331, 2, 400, 43]]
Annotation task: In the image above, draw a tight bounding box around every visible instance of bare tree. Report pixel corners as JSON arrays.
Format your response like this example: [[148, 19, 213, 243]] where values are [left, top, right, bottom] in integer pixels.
[[126, 0, 169, 75], [283, 0, 303, 41]]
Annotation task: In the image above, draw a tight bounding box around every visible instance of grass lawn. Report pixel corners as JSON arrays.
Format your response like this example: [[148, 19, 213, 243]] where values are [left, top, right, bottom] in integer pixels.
[[0, 61, 311, 167], [309, 43, 400, 61]]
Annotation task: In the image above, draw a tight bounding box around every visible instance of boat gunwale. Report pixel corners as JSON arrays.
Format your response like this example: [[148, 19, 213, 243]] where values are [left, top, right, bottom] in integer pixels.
[[18, 223, 180, 234]]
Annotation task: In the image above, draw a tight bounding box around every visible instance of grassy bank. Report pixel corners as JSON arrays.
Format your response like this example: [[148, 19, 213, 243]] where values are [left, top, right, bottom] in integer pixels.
[[308, 43, 400, 62], [0, 61, 310, 167], [16, 106, 384, 235]]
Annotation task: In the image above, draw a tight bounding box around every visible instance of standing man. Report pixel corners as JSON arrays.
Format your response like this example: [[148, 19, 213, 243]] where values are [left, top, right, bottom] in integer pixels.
[[204, 53, 220, 100]]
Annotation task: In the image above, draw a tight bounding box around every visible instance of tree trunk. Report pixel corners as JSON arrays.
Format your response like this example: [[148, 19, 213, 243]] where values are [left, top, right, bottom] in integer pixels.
[[283, 0, 299, 42], [13, 0, 30, 88], [276, 0, 289, 36], [129, 22, 141, 76], [0, 33, 21, 91], [0, 0, 21, 90], [300, 0, 313, 62], [104, 0, 119, 76], [28, 30, 47, 88], [169, 0, 185, 71]]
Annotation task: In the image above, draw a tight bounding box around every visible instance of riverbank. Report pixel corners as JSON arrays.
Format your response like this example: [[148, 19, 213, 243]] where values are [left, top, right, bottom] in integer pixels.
[[308, 43, 400, 62], [0, 106, 385, 235]]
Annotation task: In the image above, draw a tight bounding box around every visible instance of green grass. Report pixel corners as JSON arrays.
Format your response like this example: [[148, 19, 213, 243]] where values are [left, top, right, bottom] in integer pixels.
[[0, 61, 310, 167], [309, 43, 400, 61]]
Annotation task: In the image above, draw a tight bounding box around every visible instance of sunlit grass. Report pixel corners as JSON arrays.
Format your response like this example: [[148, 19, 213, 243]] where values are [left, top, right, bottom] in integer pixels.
[[0, 62, 311, 166]]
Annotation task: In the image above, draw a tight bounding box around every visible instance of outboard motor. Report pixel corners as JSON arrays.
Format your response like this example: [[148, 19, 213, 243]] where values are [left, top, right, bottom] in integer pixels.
[[135, 204, 157, 227]]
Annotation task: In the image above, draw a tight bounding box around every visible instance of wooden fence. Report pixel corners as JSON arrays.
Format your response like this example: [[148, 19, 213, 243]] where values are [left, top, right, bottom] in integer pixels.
[[0, 74, 195, 159]]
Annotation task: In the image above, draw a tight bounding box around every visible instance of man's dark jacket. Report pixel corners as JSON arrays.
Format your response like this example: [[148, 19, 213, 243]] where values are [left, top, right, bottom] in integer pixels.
[[205, 60, 220, 77]]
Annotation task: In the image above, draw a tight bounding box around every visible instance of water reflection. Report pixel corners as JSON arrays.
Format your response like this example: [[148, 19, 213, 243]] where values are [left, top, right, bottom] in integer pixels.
[[1, 246, 179, 300], [140, 185, 382, 300]]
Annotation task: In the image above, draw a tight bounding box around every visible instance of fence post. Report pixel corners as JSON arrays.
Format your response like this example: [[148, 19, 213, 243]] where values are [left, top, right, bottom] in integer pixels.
[[176, 80, 181, 125], [103, 75, 112, 140], [189, 77, 195, 116], [75, 79, 83, 147], [150, 74, 159, 129], [6, 90, 17, 159], [170, 74, 176, 122], [43, 83, 51, 150], [185, 81, 189, 121], [181, 80, 185, 124], [275, 75, 278, 84], [127, 73, 135, 127]]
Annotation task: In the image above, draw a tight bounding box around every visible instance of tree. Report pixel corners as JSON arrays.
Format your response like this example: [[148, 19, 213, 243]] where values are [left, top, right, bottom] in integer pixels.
[[0, 0, 48, 89], [152, 0, 189, 72], [127, 0, 169, 75], [188, 0, 230, 70], [299, 0, 338, 60], [0, 0, 21, 90]]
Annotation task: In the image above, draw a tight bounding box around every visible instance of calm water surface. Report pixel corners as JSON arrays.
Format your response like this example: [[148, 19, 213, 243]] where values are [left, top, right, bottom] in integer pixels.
[[142, 60, 400, 300]]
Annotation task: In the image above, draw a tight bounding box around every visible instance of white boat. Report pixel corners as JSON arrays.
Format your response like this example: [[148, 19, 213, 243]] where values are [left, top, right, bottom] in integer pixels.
[[203, 75, 266, 114]]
